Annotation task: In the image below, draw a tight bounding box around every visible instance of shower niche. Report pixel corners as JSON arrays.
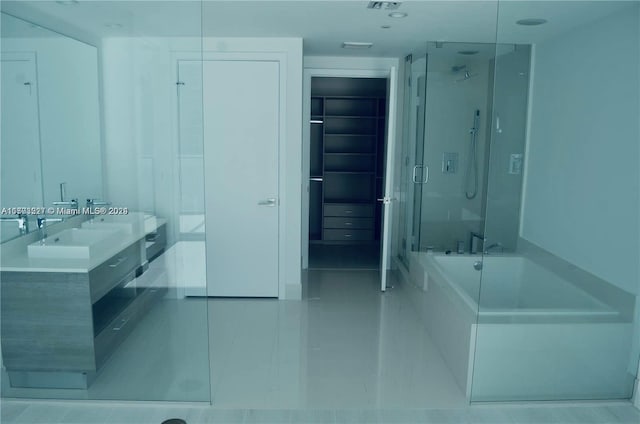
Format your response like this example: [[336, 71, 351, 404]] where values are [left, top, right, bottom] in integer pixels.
[[309, 77, 387, 244]]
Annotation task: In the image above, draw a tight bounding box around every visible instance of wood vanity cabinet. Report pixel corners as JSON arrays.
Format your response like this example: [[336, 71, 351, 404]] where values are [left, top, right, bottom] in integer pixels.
[[1, 226, 167, 388]]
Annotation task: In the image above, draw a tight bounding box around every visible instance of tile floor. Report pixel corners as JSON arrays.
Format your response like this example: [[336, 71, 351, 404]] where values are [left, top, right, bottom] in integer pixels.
[[2, 260, 639, 423], [1, 399, 639, 423]]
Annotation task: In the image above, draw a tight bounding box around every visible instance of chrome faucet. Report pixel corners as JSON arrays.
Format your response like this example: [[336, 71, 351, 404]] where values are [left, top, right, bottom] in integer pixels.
[[37, 216, 64, 240], [0, 213, 29, 235], [484, 242, 504, 255], [469, 231, 485, 254], [52, 198, 78, 210]]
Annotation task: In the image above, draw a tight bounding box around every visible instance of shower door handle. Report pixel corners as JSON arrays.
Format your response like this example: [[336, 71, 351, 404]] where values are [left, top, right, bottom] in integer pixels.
[[412, 165, 421, 183], [412, 165, 429, 184]]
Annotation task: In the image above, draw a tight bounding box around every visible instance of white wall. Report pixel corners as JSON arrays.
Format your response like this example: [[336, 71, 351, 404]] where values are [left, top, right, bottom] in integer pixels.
[[522, 6, 640, 296], [101, 37, 303, 298]]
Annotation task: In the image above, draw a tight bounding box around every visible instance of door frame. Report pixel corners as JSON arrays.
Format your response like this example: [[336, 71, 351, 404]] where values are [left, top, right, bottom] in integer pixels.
[[301, 60, 401, 280]]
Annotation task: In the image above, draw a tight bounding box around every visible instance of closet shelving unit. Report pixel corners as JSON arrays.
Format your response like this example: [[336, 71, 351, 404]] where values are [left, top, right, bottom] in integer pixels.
[[309, 78, 387, 244]]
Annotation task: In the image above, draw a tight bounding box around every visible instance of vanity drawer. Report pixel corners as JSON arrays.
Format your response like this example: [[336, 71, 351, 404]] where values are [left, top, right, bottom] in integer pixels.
[[89, 242, 142, 304], [323, 229, 374, 241], [324, 203, 374, 217], [323, 217, 373, 230]]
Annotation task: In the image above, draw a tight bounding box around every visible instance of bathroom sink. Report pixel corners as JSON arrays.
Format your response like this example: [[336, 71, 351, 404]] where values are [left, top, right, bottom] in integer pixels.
[[27, 228, 123, 260], [81, 212, 146, 235]]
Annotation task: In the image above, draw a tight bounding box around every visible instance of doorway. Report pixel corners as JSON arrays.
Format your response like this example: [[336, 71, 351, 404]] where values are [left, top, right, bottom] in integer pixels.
[[307, 77, 388, 271]]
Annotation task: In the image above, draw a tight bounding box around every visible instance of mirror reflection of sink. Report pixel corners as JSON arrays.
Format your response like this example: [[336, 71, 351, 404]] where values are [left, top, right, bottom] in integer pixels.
[[81, 212, 146, 235], [27, 228, 123, 260]]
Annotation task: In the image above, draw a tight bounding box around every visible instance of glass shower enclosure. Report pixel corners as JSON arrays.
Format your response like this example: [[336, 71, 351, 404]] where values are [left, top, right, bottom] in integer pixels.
[[400, 0, 639, 403]]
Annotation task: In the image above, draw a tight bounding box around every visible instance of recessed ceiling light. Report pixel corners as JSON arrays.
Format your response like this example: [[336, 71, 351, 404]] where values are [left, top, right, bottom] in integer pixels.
[[56, 1, 79, 5], [458, 50, 479, 55], [388, 12, 408, 18], [381, 25, 391, 29], [516, 18, 548, 26], [342, 42, 374, 49]]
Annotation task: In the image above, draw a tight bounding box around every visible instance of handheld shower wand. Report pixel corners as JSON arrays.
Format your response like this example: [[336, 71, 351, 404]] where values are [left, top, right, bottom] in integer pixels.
[[465, 110, 480, 200]]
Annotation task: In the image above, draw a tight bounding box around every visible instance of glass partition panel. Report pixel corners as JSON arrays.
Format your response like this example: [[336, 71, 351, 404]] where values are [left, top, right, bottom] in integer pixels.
[[396, 1, 499, 403], [472, 0, 639, 401], [0, 1, 210, 402]]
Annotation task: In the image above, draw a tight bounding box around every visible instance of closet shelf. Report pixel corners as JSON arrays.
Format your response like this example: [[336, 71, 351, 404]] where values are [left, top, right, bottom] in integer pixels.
[[324, 171, 375, 175], [323, 115, 378, 119], [324, 153, 375, 156], [324, 133, 377, 137], [319, 95, 385, 100]]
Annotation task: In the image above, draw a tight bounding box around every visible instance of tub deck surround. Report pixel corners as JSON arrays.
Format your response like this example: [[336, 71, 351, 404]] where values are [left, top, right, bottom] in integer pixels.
[[425, 253, 622, 323], [399, 250, 636, 402], [0, 213, 168, 390]]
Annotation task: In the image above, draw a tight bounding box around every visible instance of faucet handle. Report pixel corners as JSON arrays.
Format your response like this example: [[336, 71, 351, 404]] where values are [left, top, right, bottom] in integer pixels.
[[52, 198, 78, 208], [86, 198, 111, 207]]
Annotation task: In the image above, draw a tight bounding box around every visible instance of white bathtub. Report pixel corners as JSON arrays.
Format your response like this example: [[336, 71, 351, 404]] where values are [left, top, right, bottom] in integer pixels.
[[401, 251, 635, 401], [426, 254, 617, 318]]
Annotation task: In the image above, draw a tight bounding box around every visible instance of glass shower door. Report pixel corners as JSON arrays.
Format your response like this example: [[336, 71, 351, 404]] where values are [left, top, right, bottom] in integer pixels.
[[397, 52, 428, 265]]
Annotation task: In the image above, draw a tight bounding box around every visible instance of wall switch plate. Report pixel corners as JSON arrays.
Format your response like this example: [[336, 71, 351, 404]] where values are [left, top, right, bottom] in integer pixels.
[[442, 152, 458, 174], [509, 153, 523, 175]]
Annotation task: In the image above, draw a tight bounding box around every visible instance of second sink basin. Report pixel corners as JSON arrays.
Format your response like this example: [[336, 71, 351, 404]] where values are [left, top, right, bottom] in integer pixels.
[[28, 228, 124, 260], [81, 212, 146, 235]]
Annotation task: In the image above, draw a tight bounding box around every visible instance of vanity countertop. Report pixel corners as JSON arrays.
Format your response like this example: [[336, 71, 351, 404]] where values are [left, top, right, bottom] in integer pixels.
[[0, 218, 166, 273]]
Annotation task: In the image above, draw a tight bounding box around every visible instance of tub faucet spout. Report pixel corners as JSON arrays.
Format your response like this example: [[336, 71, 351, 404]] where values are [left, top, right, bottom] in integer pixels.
[[484, 242, 504, 255]]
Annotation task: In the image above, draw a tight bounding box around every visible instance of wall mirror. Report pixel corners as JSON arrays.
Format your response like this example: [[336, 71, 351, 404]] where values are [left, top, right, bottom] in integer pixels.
[[0, 12, 103, 243]]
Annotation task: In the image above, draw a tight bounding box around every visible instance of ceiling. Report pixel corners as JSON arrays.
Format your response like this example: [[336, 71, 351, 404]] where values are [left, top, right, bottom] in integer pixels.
[[2, 1, 635, 57]]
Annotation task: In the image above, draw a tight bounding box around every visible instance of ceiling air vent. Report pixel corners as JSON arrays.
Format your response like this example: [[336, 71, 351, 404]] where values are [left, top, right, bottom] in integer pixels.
[[342, 42, 374, 49], [367, 2, 402, 10]]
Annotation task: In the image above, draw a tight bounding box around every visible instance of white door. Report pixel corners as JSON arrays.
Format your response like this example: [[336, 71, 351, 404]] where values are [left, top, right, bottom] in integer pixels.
[[1, 53, 43, 241], [379, 66, 398, 291], [203, 59, 280, 297]]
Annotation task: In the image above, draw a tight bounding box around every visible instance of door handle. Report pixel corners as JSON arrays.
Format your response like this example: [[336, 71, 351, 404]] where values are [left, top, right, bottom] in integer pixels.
[[258, 198, 277, 207], [377, 197, 395, 205]]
